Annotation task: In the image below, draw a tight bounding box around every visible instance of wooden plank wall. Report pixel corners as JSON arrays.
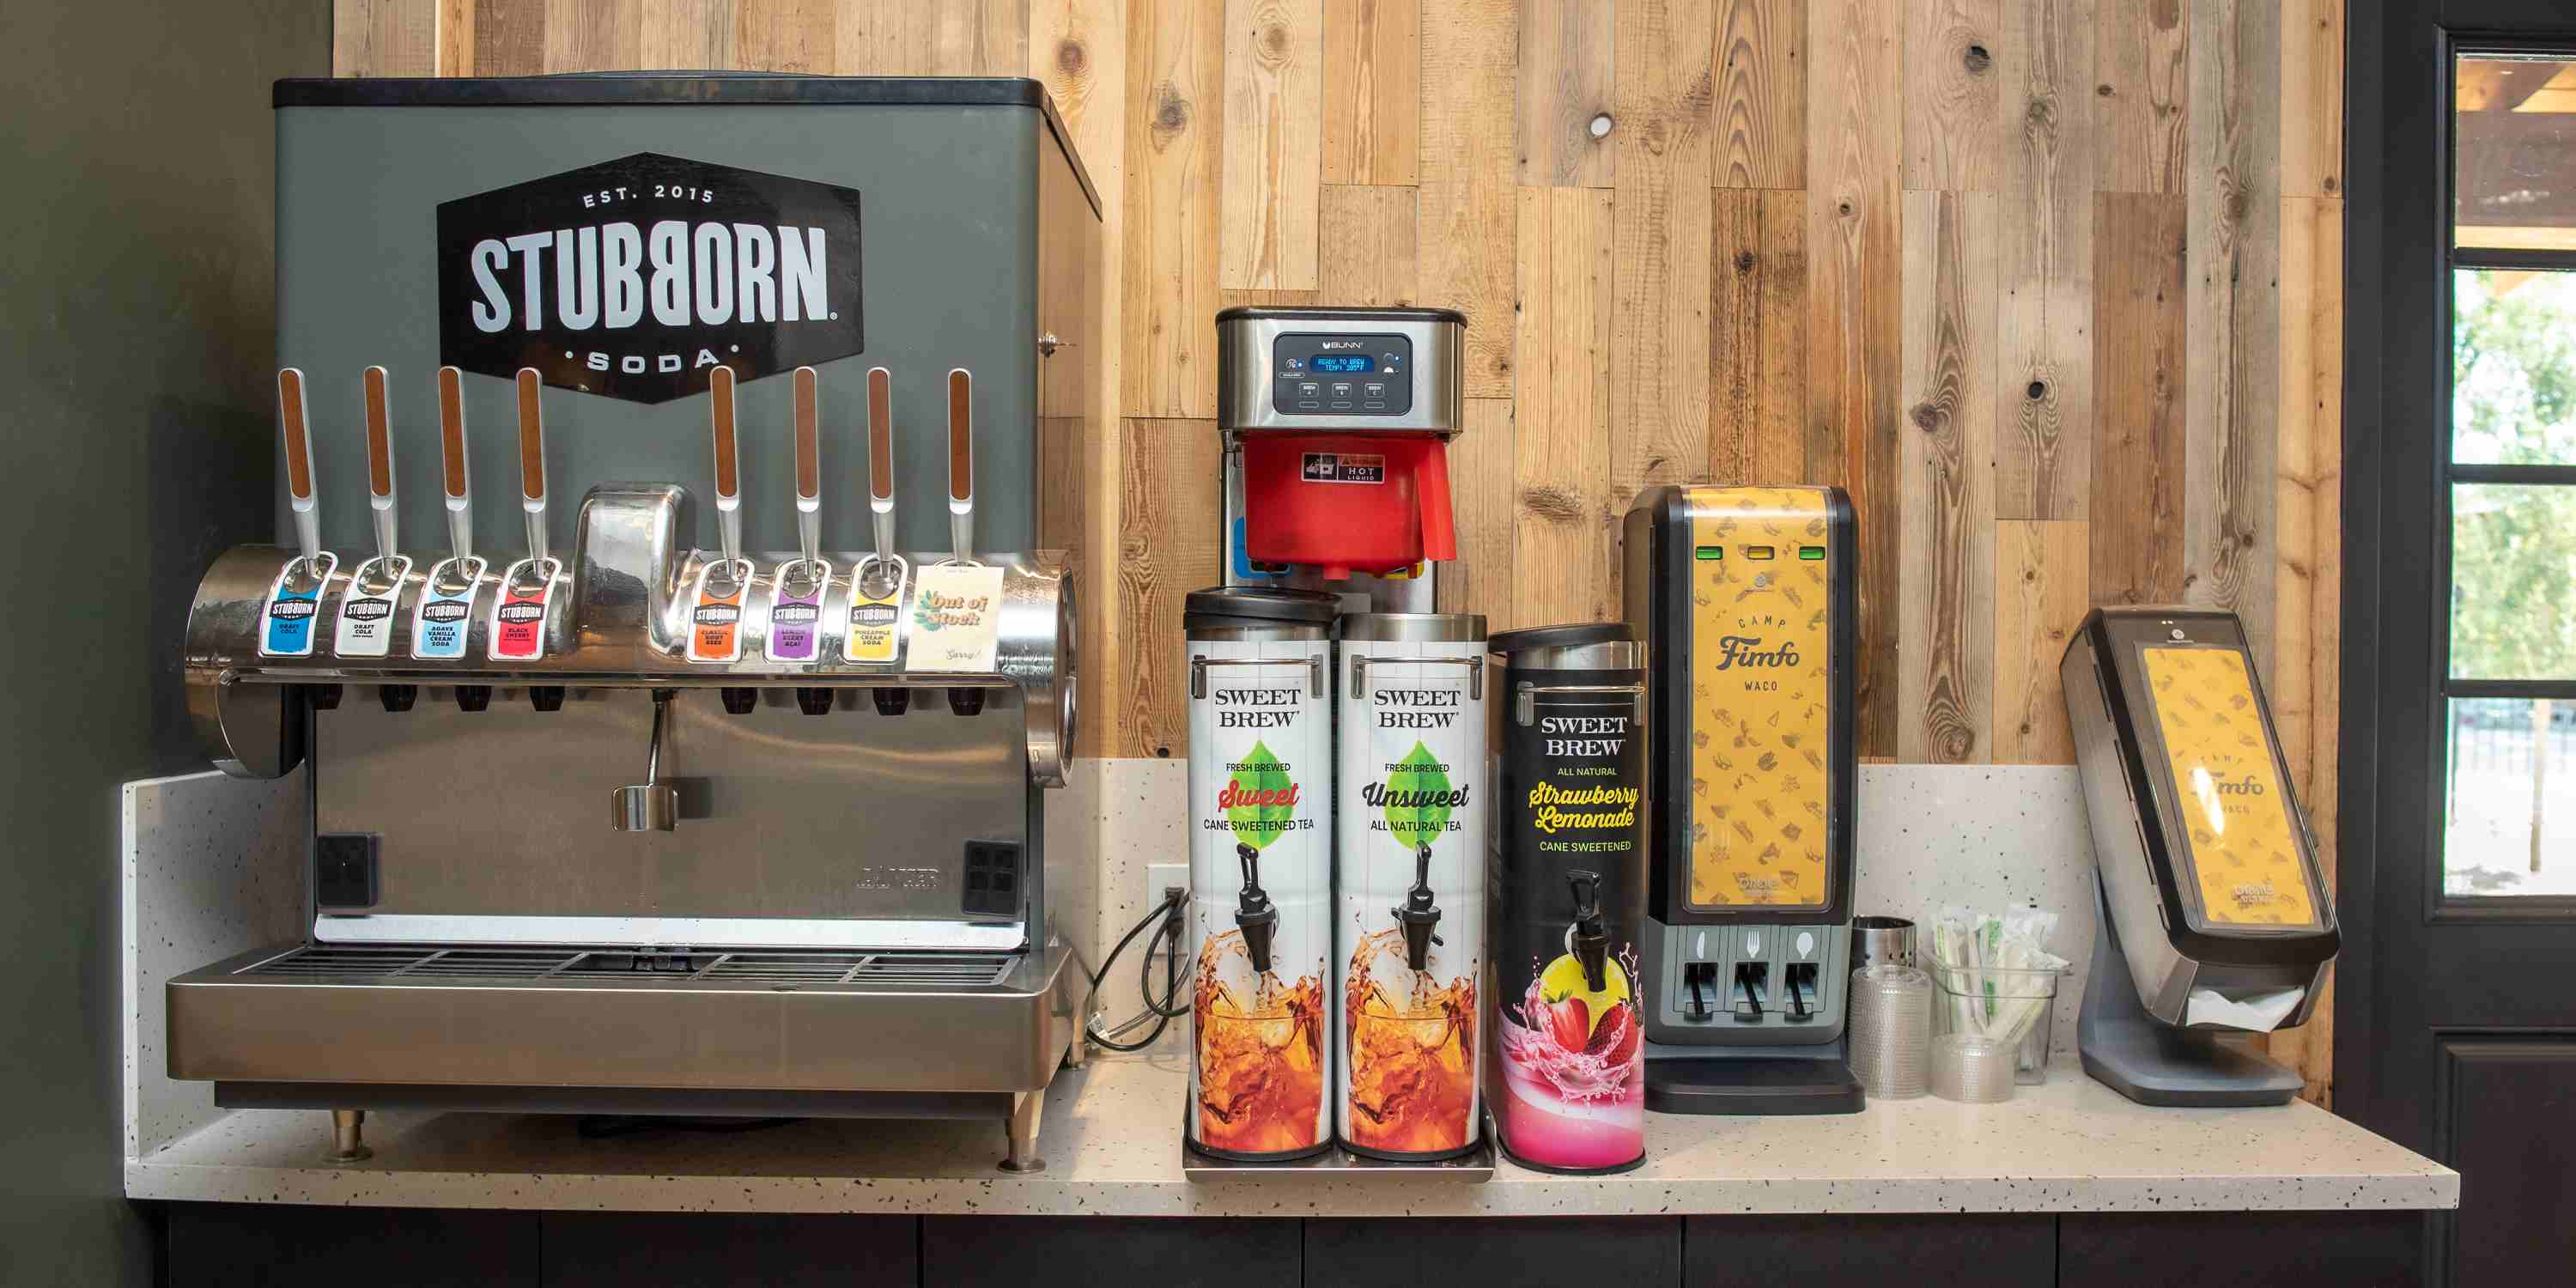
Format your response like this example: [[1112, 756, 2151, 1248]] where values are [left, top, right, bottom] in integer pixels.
[[332, 0, 2344, 1100]]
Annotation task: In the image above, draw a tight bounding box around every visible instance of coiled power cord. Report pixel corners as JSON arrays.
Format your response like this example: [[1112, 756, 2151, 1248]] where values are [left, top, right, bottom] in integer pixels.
[[1083, 886, 1192, 1053]]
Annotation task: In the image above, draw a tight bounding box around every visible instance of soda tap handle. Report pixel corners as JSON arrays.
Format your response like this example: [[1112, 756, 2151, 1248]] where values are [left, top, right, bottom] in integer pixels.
[[436, 366, 472, 561], [361, 365, 398, 562], [792, 366, 821, 569], [708, 365, 743, 568], [946, 368, 974, 562], [513, 368, 548, 565], [277, 368, 320, 566], [867, 366, 896, 560]]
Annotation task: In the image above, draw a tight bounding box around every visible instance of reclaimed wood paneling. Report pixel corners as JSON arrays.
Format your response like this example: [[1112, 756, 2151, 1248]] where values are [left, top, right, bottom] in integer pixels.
[[1991, 519, 2088, 764], [1609, 0, 1716, 515], [1995, 0, 2094, 523], [1904, 0, 2002, 194], [2089, 191, 2188, 608], [2096, 0, 2190, 195], [1418, 0, 1517, 398], [1218, 0, 1322, 290], [1124, 0, 1224, 418], [2184, 0, 2281, 672], [1897, 189, 1996, 764], [1514, 185, 1617, 627], [543, 0, 641, 72], [1439, 398, 1519, 629], [1712, 187, 1807, 486], [1321, 0, 1419, 185], [1516, 0, 1616, 188], [641, 0, 736, 69], [1716, 0, 1806, 190], [335, 0, 438, 76], [1807, 0, 1905, 758], [1315, 184, 1418, 305], [1117, 418, 1221, 760], [834, 0, 1025, 74], [2281, 0, 2340, 199]]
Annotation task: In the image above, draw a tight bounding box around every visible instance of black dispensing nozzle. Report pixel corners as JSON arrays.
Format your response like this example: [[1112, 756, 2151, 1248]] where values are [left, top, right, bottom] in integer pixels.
[[1233, 842, 1279, 975], [1567, 869, 1609, 993], [1392, 841, 1444, 973]]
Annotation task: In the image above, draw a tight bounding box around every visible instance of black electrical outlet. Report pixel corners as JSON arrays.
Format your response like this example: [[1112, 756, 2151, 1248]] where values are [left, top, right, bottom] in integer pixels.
[[315, 833, 380, 909], [960, 841, 1024, 917]]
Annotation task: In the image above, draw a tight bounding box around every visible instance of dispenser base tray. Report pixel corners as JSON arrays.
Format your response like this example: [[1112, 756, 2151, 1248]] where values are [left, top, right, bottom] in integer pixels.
[[167, 940, 1080, 1096], [1643, 1056, 1865, 1115], [1180, 1109, 1494, 1181]]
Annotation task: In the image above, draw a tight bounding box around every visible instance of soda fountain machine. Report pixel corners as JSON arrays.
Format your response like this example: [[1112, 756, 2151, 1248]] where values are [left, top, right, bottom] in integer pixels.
[[1622, 485, 1865, 1114], [165, 75, 1099, 1170]]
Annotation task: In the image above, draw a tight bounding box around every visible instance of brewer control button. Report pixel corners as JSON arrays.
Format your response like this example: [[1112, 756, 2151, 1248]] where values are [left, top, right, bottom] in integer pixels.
[[1295, 400, 1321, 410], [1328, 401, 1354, 410], [1330, 382, 1354, 398], [1363, 382, 1387, 398], [1297, 382, 1321, 398], [1361, 401, 1388, 410]]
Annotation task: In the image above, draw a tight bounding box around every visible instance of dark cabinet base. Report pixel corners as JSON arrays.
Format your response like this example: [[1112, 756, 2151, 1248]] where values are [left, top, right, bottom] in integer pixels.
[[160, 1205, 2430, 1288]]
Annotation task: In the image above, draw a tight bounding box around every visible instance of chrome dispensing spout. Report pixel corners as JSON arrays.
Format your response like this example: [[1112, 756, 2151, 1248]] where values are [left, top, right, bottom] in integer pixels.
[[1392, 841, 1444, 973], [1234, 842, 1279, 975], [1568, 869, 1610, 993], [610, 690, 679, 832]]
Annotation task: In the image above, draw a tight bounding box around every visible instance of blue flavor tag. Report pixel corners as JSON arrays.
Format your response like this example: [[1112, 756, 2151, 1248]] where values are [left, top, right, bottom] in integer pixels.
[[258, 553, 336, 659]]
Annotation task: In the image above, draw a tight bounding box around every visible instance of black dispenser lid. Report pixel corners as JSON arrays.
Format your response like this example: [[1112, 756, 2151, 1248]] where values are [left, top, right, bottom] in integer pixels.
[[1489, 623, 1633, 653], [1185, 586, 1340, 627]]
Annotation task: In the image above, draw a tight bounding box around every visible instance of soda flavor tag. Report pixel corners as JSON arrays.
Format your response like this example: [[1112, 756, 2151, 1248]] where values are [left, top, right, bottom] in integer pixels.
[[844, 560, 908, 664], [766, 562, 829, 663], [331, 556, 412, 658], [412, 559, 482, 660], [258, 553, 336, 659], [905, 562, 1005, 673], [489, 558, 555, 661], [685, 561, 750, 663]]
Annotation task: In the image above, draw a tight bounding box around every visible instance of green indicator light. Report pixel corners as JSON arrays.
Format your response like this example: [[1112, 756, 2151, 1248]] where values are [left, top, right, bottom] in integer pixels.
[[1745, 545, 1775, 561], [1694, 545, 1723, 561], [1799, 546, 1826, 561]]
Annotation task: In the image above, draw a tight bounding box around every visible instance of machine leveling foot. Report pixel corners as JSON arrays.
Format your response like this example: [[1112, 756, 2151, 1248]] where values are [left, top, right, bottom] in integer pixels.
[[328, 1109, 372, 1163]]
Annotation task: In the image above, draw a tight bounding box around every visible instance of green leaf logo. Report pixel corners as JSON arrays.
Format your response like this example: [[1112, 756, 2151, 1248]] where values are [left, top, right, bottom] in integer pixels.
[[1225, 741, 1296, 851], [1382, 741, 1455, 849]]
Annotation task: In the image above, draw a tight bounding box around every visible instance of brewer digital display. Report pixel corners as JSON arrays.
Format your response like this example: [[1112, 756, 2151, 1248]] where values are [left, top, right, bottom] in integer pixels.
[[1311, 355, 1375, 372]]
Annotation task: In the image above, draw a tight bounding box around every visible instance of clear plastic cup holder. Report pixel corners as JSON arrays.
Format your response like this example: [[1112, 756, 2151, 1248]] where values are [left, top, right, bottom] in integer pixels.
[[1929, 964, 2063, 1086]]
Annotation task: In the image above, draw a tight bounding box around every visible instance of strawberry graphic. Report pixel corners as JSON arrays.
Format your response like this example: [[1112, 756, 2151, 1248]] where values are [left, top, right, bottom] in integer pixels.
[[1543, 995, 1591, 1053], [1584, 1003, 1640, 1066]]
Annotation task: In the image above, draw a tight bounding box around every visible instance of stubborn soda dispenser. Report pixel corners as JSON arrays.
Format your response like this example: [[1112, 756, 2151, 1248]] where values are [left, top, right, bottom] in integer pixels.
[[1185, 586, 1338, 1161], [1623, 485, 1864, 1115], [1335, 612, 1488, 1161]]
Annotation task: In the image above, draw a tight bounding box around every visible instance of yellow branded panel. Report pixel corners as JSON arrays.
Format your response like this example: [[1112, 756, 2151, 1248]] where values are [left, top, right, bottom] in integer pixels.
[[1686, 486, 1832, 908], [2140, 646, 2318, 928]]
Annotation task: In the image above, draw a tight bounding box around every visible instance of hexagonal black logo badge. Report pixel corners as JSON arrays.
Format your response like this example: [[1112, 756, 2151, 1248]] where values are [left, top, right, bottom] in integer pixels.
[[436, 153, 863, 404]]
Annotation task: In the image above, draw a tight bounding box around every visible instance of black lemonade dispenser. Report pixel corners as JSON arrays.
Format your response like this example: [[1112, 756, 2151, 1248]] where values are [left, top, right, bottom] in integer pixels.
[[1623, 484, 1863, 1115]]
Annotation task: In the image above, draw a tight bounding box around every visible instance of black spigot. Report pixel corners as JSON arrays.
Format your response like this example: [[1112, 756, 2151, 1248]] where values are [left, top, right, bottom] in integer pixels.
[[378, 684, 417, 713], [1391, 841, 1444, 973], [1234, 842, 1279, 975], [1567, 869, 1609, 993], [795, 687, 835, 716], [308, 683, 343, 712], [720, 687, 758, 715], [454, 684, 491, 712], [946, 687, 987, 717], [529, 686, 565, 712], [872, 688, 911, 716]]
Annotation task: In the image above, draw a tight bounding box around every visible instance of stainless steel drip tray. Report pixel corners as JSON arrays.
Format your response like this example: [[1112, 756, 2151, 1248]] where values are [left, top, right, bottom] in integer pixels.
[[167, 941, 1078, 1095]]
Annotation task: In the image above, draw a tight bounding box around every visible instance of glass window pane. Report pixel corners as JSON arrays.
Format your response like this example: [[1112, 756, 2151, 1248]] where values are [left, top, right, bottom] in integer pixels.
[[2455, 269, 2576, 464], [2451, 483, 2576, 680], [2457, 55, 2576, 250], [2445, 698, 2576, 897]]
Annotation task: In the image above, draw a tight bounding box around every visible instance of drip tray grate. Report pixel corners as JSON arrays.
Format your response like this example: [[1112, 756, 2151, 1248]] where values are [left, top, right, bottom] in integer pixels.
[[236, 945, 1018, 988]]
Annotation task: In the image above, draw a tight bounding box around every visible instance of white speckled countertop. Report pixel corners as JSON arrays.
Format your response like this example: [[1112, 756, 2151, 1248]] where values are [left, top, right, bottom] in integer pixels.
[[123, 1045, 2455, 1217]]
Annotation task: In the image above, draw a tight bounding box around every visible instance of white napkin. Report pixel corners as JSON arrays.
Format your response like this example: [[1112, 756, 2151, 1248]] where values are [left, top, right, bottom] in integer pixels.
[[2184, 985, 2306, 1032]]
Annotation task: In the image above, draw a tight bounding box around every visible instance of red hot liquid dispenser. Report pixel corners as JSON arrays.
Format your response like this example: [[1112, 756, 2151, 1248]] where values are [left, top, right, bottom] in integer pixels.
[[1216, 307, 1467, 605]]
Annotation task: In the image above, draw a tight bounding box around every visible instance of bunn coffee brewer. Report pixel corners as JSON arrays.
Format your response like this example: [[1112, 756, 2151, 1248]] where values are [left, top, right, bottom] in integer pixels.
[[2060, 607, 2339, 1106], [1215, 306, 1465, 611], [166, 76, 1098, 1170], [1622, 485, 1863, 1115]]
